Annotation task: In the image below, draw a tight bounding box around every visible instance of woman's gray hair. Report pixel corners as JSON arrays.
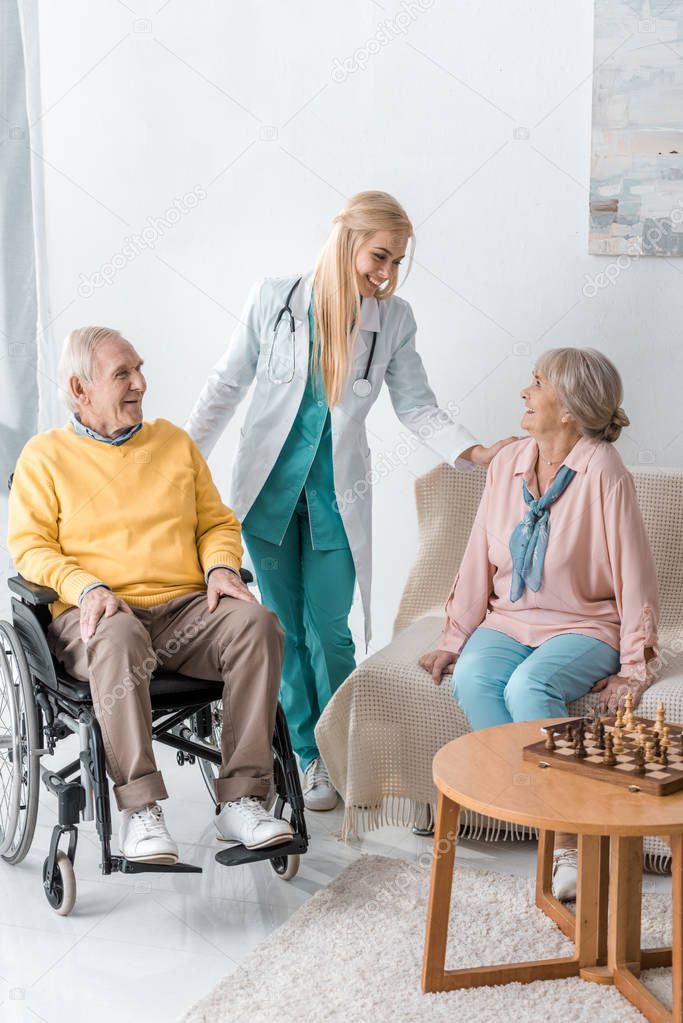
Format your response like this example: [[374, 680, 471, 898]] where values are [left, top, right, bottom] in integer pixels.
[[58, 326, 123, 412], [535, 347, 630, 443]]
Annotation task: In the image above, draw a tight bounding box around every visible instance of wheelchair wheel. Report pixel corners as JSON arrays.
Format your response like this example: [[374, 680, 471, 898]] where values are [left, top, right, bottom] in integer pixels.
[[42, 851, 76, 916], [0, 622, 39, 863], [270, 853, 299, 881], [194, 703, 221, 805]]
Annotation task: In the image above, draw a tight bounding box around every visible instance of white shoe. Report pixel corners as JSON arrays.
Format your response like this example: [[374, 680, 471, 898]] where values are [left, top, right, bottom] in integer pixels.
[[119, 803, 178, 864], [303, 757, 338, 812], [552, 848, 578, 901], [215, 797, 294, 849]]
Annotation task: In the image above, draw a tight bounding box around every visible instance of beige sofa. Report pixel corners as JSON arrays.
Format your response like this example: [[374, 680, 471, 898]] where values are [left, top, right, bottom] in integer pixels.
[[316, 464, 683, 870]]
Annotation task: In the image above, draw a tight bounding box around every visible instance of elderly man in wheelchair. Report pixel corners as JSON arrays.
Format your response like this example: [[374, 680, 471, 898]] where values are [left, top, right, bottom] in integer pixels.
[[2, 325, 306, 912]]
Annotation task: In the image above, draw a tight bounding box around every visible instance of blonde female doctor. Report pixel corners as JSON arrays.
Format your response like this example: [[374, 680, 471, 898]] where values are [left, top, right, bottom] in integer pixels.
[[185, 191, 513, 811]]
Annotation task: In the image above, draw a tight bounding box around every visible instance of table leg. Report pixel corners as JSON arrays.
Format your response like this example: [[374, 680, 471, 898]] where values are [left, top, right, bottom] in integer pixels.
[[608, 836, 675, 1023], [422, 801, 583, 992], [672, 833, 683, 1022], [609, 835, 643, 977], [421, 789, 460, 992]]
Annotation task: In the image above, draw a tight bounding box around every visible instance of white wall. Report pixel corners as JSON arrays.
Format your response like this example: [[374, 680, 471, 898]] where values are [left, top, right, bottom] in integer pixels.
[[33, 0, 683, 653]]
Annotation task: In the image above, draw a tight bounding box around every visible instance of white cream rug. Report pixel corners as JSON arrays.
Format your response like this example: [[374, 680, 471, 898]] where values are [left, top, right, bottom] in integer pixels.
[[179, 855, 672, 1023]]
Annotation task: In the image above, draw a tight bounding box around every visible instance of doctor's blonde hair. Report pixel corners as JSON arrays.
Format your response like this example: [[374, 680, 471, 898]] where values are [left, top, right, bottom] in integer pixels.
[[312, 191, 413, 407]]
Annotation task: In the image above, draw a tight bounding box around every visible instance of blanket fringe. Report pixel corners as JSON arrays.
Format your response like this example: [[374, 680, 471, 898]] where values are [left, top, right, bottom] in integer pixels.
[[341, 798, 532, 843]]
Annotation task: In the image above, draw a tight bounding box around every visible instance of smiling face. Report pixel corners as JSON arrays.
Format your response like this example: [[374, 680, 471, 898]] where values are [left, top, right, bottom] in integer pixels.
[[520, 369, 568, 436], [354, 230, 409, 298], [72, 336, 146, 437]]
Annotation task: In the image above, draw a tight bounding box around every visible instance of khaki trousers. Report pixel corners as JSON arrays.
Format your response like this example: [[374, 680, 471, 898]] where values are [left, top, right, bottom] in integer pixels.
[[48, 592, 284, 811]]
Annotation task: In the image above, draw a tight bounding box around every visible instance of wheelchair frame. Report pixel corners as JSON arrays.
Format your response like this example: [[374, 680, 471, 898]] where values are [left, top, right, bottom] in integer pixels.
[[0, 573, 308, 915]]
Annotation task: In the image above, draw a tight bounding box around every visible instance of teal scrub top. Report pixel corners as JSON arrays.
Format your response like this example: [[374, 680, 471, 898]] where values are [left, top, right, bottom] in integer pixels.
[[242, 297, 350, 550]]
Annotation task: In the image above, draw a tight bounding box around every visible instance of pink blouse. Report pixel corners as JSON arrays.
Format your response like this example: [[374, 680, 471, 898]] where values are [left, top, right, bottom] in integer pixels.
[[439, 436, 659, 681]]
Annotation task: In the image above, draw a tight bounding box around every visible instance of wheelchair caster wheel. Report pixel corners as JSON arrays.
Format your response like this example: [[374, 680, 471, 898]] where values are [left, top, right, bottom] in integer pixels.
[[270, 853, 299, 881], [43, 851, 76, 916]]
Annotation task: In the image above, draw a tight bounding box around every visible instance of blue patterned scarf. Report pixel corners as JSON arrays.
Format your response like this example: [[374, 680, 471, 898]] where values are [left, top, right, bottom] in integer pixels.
[[509, 465, 576, 602]]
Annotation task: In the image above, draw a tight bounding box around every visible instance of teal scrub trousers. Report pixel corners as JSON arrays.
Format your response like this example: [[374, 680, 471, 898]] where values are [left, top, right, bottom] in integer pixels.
[[243, 495, 357, 770]]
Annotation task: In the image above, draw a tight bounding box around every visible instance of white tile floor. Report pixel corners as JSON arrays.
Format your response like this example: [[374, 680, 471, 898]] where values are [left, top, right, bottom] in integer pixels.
[[0, 734, 672, 1023]]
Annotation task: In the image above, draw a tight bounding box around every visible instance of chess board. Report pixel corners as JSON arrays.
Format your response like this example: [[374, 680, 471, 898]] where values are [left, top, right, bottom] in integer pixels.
[[523, 716, 683, 795]]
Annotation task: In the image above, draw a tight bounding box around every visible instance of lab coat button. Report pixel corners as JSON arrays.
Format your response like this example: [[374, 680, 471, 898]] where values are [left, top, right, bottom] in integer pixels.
[[310, 489, 317, 497], [317, 400, 323, 407]]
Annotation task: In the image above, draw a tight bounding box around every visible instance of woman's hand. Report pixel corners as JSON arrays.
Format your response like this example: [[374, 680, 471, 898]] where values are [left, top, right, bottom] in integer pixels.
[[461, 437, 520, 468], [591, 674, 650, 714], [419, 649, 458, 684]]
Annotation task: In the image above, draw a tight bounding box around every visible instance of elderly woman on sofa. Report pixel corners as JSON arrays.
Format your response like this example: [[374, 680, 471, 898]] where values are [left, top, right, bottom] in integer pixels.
[[419, 347, 660, 900]]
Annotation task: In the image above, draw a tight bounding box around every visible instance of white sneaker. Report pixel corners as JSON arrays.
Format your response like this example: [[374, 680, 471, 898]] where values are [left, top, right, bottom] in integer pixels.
[[215, 797, 294, 849], [552, 848, 578, 901], [303, 757, 338, 812], [119, 803, 178, 864]]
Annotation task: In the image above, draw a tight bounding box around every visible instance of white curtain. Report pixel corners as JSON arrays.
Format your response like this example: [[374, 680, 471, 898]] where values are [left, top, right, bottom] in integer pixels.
[[0, 0, 54, 494]]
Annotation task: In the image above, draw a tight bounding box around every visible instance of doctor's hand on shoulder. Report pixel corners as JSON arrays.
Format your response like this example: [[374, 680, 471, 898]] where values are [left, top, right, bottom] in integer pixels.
[[419, 649, 459, 684], [460, 437, 521, 468]]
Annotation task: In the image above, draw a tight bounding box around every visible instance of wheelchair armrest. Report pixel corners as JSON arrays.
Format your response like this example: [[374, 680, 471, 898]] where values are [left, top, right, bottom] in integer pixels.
[[8, 575, 59, 606], [239, 568, 253, 585]]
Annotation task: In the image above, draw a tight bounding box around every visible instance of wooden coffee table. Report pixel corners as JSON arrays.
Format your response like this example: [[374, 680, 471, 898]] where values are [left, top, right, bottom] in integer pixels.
[[422, 720, 683, 1023]]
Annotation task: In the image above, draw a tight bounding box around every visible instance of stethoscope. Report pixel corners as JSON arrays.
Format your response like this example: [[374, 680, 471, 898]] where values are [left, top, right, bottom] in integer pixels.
[[268, 277, 377, 398]]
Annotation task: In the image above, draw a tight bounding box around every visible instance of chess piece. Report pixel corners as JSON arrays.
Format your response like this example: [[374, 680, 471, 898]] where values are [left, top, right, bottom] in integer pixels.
[[662, 725, 670, 749], [636, 723, 647, 747], [662, 747, 669, 769], [656, 701, 666, 731], [544, 728, 556, 752], [623, 693, 635, 732], [645, 741, 655, 763], [596, 721, 606, 751], [615, 706, 625, 730], [634, 746, 646, 775], [612, 724, 624, 754], [653, 732, 662, 759], [566, 724, 575, 745], [575, 725, 587, 759], [603, 732, 616, 767]]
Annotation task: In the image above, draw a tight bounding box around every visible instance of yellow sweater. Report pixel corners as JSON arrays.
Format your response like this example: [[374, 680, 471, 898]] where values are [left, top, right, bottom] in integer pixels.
[[8, 419, 243, 619]]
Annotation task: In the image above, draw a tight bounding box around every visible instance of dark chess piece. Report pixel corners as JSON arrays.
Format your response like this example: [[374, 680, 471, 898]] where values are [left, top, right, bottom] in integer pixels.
[[603, 732, 616, 767], [596, 721, 606, 751], [634, 746, 646, 775], [662, 747, 669, 769], [566, 725, 575, 745], [653, 732, 662, 759], [575, 722, 588, 758]]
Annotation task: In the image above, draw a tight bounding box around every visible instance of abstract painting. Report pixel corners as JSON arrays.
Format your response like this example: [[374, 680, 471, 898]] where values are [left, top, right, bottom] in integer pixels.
[[589, 0, 683, 255]]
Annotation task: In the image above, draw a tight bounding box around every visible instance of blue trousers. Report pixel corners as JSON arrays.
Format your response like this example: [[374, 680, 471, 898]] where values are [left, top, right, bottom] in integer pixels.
[[451, 627, 621, 732], [243, 502, 357, 770]]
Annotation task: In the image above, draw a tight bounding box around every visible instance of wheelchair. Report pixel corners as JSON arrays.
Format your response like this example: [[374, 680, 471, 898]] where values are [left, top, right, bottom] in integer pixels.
[[0, 570, 308, 916]]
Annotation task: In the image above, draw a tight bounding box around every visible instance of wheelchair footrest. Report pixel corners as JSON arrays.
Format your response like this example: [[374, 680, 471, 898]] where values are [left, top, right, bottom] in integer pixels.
[[113, 857, 202, 875], [215, 834, 307, 867]]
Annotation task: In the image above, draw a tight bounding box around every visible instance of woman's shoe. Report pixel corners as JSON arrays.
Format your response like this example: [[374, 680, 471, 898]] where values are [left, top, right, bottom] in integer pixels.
[[303, 757, 338, 811], [552, 847, 578, 901]]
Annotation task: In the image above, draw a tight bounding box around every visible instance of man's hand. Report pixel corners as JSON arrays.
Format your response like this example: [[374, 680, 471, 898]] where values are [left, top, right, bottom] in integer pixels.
[[461, 437, 520, 468], [419, 649, 459, 685], [207, 568, 257, 611], [80, 587, 132, 643], [591, 674, 650, 714]]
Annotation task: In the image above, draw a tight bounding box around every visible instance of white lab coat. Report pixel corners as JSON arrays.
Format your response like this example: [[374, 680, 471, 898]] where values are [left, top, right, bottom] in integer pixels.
[[184, 272, 477, 648]]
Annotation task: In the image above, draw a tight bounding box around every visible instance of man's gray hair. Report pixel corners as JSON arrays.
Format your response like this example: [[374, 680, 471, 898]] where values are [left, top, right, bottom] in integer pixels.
[[536, 347, 630, 443], [58, 326, 124, 413]]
